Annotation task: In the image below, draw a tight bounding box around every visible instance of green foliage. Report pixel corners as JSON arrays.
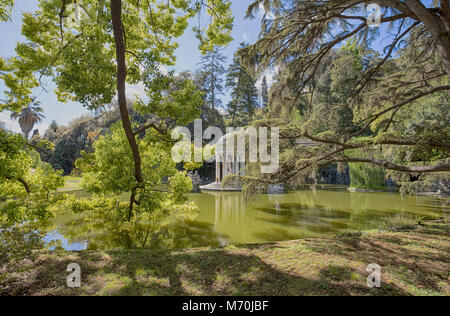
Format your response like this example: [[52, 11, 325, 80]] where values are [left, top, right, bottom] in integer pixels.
[[0, 56, 38, 112], [193, 0, 234, 51], [197, 46, 227, 109], [10, 99, 45, 139], [0, 0, 13, 22], [345, 147, 385, 190], [0, 129, 64, 224], [135, 72, 203, 124], [39, 115, 99, 175], [0, 223, 43, 275], [77, 123, 171, 194], [0, 1, 234, 237], [240, 0, 449, 193], [0, 128, 64, 272], [348, 163, 386, 190], [226, 43, 259, 127], [37, 101, 161, 176], [188, 70, 226, 131], [74, 123, 196, 221], [1, 0, 233, 113], [168, 171, 193, 204]]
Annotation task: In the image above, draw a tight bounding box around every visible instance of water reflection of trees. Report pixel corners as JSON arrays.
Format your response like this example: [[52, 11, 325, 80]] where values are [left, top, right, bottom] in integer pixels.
[[51, 212, 226, 251], [45, 191, 449, 250], [255, 191, 450, 236]]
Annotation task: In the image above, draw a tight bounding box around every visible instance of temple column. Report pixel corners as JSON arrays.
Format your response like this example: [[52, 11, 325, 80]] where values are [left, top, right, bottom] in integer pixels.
[[216, 160, 220, 182], [222, 154, 226, 179]]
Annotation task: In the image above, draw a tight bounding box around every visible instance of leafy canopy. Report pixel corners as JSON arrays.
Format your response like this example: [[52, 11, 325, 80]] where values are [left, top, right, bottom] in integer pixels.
[[74, 123, 196, 222], [1, 0, 233, 112], [0, 129, 64, 224]]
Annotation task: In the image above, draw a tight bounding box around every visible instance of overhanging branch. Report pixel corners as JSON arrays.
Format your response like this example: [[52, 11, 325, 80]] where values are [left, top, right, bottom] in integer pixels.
[[329, 157, 450, 173]]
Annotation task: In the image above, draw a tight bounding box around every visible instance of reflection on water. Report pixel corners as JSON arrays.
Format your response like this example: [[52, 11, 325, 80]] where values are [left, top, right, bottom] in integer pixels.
[[44, 187, 449, 251]]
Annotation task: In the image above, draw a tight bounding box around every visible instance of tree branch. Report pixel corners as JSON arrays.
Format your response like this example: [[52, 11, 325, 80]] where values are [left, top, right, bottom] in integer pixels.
[[329, 157, 450, 173], [351, 85, 450, 138], [4, 176, 31, 194]]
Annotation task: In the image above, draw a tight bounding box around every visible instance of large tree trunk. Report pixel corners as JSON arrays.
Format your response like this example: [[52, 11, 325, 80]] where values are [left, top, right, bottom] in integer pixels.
[[437, 0, 450, 77], [436, 34, 450, 78], [405, 0, 450, 77], [110, 0, 144, 186]]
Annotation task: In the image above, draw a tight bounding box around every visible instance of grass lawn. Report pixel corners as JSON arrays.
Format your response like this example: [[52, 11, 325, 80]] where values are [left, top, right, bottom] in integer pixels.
[[1, 221, 449, 296], [59, 176, 83, 191]]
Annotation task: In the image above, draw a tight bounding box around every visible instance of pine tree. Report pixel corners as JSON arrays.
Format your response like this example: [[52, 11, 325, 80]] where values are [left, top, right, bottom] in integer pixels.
[[261, 76, 269, 108], [197, 46, 227, 109], [226, 43, 259, 127]]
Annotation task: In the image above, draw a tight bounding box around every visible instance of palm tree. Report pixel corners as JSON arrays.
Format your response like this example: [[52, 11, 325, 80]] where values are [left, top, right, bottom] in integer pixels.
[[10, 99, 45, 139]]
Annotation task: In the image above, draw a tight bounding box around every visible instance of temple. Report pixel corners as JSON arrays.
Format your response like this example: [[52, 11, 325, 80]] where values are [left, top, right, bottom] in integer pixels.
[[201, 133, 245, 191], [215, 135, 246, 183], [200, 133, 316, 192]]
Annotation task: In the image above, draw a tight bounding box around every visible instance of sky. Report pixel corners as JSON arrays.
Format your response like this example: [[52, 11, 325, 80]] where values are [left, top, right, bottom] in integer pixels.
[[0, 1, 396, 134], [0, 0, 264, 133]]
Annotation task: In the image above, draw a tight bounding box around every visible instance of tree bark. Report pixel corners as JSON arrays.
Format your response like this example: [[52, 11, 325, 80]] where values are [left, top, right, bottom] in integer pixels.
[[17, 178, 31, 194], [110, 0, 144, 186], [364, 0, 450, 77], [405, 0, 450, 77], [5, 176, 31, 194], [435, 33, 450, 78]]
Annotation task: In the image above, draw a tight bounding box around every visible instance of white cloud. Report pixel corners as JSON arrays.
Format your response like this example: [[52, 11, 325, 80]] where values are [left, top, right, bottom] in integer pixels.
[[243, 33, 249, 41], [126, 82, 147, 100], [0, 111, 21, 133]]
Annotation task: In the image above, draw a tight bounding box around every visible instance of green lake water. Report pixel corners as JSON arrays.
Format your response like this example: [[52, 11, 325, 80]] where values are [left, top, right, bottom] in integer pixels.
[[44, 186, 449, 251]]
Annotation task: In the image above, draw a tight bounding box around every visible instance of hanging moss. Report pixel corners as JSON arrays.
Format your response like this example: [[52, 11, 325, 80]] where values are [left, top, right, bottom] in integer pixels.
[[348, 162, 386, 190], [346, 148, 386, 190]]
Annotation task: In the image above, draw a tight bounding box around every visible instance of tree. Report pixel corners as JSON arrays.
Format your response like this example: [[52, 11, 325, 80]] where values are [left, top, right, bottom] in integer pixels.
[[74, 123, 196, 220], [10, 99, 44, 139], [0, 129, 63, 222], [41, 115, 97, 175], [241, 0, 450, 187], [226, 43, 259, 126], [261, 75, 269, 108], [48, 120, 58, 133], [0, 2, 65, 266], [0, 0, 13, 22], [1, 0, 233, 217], [189, 70, 225, 129], [0, 127, 63, 270], [197, 46, 227, 109]]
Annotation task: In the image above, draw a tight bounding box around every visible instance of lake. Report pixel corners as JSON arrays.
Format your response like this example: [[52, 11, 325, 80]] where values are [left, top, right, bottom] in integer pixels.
[[43, 186, 449, 251]]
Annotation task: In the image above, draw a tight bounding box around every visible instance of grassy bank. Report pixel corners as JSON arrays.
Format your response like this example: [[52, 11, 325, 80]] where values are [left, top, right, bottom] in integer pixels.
[[59, 176, 82, 191], [1, 221, 449, 296]]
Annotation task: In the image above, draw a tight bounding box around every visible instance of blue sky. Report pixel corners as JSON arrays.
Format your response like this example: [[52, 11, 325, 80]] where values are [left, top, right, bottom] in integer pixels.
[[0, 1, 262, 133], [0, 1, 396, 134]]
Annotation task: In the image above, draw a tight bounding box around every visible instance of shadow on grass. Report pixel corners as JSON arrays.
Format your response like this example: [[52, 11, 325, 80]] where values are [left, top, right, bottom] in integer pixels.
[[302, 223, 449, 295], [3, 249, 407, 296], [2, 223, 448, 296]]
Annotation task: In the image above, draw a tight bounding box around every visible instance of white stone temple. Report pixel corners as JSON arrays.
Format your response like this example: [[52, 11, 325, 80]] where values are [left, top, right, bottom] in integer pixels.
[[201, 133, 245, 191], [199, 131, 313, 193], [215, 134, 246, 183]]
